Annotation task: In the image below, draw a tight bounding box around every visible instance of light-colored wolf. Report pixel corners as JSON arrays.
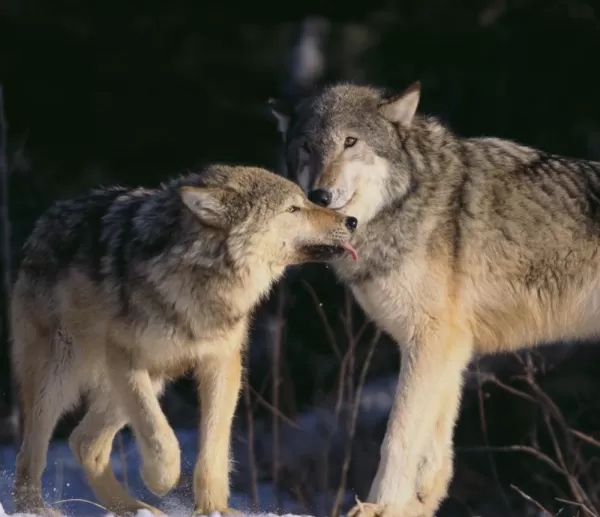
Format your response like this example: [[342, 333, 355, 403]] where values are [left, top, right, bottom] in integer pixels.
[[10, 164, 359, 517], [270, 82, 600, 517]]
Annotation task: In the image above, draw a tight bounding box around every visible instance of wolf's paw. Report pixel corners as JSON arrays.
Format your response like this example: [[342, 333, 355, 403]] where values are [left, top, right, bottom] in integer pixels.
[[348, 501, 393, 517], [105, 500, 166, 517], [191, 506, 241, 517], [24, 506, 63, 517], [414, 453, 452, 516], [13, 494, 63, 517], [105, 502, 165, 517], [347, 498, 432, 517], [140, 429, 181, 496]]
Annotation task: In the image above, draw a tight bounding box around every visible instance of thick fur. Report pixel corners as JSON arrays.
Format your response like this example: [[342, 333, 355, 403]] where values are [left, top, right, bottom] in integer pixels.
[[10, 164, 357, 517], [271, 83, 600, 517]]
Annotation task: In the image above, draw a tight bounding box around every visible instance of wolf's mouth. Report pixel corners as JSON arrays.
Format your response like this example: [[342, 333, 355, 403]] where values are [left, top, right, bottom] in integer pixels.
[[302, 242, 358, 262]]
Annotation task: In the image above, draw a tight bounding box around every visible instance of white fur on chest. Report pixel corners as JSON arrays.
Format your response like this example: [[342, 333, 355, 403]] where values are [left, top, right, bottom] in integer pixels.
[[342, 260, 435, 348]]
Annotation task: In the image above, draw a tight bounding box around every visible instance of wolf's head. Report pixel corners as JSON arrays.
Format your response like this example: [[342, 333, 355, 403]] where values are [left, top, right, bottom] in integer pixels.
[[270, 81, 424, 224], [178, 165, 358, 267]]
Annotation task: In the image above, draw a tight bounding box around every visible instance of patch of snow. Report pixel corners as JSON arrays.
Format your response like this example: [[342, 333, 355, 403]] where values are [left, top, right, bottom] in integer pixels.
[[0, 502, 310, 517], [0, 429, 315, 517], [0, 376, 398, 517]]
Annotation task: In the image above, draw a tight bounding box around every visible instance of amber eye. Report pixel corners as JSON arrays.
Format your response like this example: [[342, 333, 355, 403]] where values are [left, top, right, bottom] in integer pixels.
[[286, 206, 300, 213], [344, 136, 357, 148]]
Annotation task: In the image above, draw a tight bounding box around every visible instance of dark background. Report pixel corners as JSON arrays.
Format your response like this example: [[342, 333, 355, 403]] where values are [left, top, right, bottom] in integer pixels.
[[1, 1, 600, 516]]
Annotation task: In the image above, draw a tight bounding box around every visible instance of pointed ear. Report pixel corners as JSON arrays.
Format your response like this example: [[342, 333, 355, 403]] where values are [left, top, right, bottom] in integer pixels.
[[268, 98, 291, 135], [180, 187, 230, 229], [379, 81, 421, 127]]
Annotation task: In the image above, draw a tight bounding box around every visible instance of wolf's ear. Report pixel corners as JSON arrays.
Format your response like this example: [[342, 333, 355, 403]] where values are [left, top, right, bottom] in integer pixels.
[[379, 81, 421, 128], [180, 187, 230, 229], [268, 98, 292, 135]]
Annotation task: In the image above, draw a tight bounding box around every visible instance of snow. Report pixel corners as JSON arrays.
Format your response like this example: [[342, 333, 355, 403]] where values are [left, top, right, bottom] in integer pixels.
[[0, 378, 398, 517], [0, 429, 313, 517], [0, 502, 307, 517]]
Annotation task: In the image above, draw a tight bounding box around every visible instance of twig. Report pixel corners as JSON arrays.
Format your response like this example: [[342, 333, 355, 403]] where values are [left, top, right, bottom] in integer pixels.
[[510, 484, 553, 517], [470, 371, 537, 404], [321, 331, 349, 507], [301, 279, 340, 359], [343, 289, 356, 453], [475, 371, 600, 451], [244, 381, 260, 509], [116, 431, 129, 489], [354, 495, 366, 515], [475, 355, 599, 513], [0, 84, 18, 447], [330, 328, 380, 517], [570, 430, 600, 451], [475, 362, 514, 517], [457, 445, 566, 475], [522, 355, 595, 511], [248, 384, 300, 429], [271, 282, 285, 509], [52, 498, 108, 511], [555, 498, 599, 517], [301, 279, 347, 505], [542, 411, 593, 511]]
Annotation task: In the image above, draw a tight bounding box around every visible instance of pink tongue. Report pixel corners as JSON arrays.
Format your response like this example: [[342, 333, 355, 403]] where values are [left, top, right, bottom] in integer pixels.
[[341, 242, 358, 261]]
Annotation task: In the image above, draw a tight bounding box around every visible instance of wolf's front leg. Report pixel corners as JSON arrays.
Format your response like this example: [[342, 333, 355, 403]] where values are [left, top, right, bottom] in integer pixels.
[[413, 368, 466, 516], [106, 342, 181, 497], [192, 349, 243, 517], [349, 323, 472, 517]]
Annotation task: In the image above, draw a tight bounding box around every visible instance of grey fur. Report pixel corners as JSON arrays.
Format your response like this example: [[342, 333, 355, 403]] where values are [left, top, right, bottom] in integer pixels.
[[11, 163, 357, 517], [271, 82, 600, 517]]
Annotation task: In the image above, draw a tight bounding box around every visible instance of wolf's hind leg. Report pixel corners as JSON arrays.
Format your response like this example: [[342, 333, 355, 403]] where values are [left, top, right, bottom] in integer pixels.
[[105, 341, 181, 497], [12, 330, 80, 517], [69, 392, 164, 516]]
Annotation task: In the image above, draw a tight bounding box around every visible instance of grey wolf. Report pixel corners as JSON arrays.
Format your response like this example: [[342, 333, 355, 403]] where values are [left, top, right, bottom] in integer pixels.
[[270, 82, 600, 517], [10, 164, 359, 517]]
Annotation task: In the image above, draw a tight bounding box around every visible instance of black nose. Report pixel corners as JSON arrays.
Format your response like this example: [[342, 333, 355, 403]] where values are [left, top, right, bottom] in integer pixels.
[[345, 216, 358, 231], [308, 188, 332, 207]]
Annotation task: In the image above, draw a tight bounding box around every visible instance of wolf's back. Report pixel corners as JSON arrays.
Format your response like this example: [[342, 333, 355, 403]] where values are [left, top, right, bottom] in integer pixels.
[[18, 186, 132, 280]]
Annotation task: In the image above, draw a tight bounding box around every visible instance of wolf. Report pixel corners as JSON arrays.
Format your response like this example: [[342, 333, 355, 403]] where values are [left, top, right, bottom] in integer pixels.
[[270, 82, 600, 517], [10, 164, 359, 517]]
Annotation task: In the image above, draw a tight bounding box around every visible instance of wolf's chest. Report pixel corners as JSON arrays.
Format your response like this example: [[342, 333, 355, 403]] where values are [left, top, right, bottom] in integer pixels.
[[340, 256, 432, 347]]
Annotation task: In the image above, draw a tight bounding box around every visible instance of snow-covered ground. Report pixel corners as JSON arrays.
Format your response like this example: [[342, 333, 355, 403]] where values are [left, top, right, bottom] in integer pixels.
[[0, 371, 549, 517], [0, 502, 306, 517], [0, 374, 400, 517], [0, 428, 316, 517], [0, 376, 397, 517]]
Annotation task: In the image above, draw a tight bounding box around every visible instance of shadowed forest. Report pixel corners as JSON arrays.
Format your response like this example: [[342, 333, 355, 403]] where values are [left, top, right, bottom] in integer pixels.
[[2, 1, 600, 516]]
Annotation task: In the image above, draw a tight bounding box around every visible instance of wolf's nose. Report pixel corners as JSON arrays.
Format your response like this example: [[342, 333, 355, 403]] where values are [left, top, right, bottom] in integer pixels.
[[345, 216, 358, 232], [308, 188, 332, 207]]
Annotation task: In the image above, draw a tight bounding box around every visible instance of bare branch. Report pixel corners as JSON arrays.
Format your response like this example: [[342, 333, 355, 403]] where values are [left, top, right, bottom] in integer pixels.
[[243, 382, 259, 509], [475, 363, 515, 517], [555, 498, 599, 517], [301, 279, 341, 359], [457, 445, 566, 475], [270, 283, 286, 508], [510, 484, 553, 517], [330, 329, 381, 517]]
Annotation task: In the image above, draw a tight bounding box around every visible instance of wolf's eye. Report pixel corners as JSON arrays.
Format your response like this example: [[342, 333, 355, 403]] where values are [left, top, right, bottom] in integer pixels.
[[301, 142, 311, 154], [344, 136, 357, 148], [286, 206, 300, 213]]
